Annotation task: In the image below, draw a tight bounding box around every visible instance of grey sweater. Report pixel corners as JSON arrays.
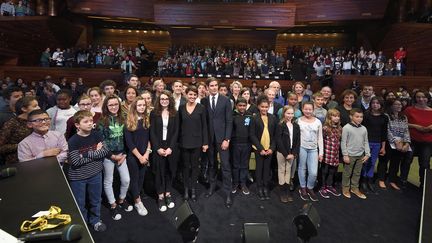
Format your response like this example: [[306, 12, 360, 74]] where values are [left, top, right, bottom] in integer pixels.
[[341, 123, 371, 157]]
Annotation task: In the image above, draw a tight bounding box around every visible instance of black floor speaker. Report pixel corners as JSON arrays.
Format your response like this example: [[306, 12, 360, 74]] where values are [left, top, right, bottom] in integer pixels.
[[171, 201, 200, 243], [243, 223, 270, 243], [293, 203, 320, 242]]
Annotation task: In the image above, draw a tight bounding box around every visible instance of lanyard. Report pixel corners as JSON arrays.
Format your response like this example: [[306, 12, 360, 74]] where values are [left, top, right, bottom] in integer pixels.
[[20, 206, 71, 232]]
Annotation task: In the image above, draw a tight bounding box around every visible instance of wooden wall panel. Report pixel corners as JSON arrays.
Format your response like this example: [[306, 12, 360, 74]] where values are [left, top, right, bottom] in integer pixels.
[[379, 23, 432, 76], [169, 29, 277, 47], [68, 0, 156, 20], [154, 3, 295, 27], [275, 33, 354, 56], [93, 29, 171, 58], [294, 0, 389, 22]]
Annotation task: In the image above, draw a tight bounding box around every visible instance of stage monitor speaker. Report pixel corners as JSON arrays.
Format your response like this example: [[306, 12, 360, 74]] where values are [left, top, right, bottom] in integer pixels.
[[243, 223, 270, 243], [171, 201, 200, 243], [293, 203, 320, 242]]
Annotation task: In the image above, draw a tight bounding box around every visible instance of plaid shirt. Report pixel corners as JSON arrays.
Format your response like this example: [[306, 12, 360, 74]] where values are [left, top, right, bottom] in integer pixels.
[[323, 126, 341, 166]]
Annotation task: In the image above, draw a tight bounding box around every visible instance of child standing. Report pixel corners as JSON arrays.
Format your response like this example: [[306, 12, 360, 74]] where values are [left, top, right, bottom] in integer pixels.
[[297, 102, 324, 202], [341, 108, 370, 199], [361, 97, 387, 193], [231, 97, 253, 195], [124, 96, 151, 216], [319, 109, 342, 199], [312, 92, 327, 124], [250, 95, 277, 200], [67, 110, 110, 232], [98, 95, 132, 220], [276, 106, 300, 202]]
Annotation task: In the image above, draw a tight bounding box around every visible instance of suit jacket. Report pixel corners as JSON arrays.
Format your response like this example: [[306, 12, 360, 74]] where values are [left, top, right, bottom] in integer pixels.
[[178, 103, 208, 149], [149, 111, 179, 151], [270, 102, 283, 117], [249, 113, 277, 152], [201, 95, 233, 143], [276, 121, 300, 158]]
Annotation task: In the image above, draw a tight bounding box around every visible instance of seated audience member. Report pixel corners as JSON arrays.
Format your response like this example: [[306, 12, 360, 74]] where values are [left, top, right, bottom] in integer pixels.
[[0, 0, 15, 16], [46, 89, 77, 135], [0, 86, 24, 128], [15, 1, 25, 16], [18, 109, 68, 163], [0, 96, 39, 164], [65, 94, 101, 140], [67, 110, 110, 232]]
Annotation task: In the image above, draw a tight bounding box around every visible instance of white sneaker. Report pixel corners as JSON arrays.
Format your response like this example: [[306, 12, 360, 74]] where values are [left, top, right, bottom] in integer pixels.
[[134, 201, 148, 216]]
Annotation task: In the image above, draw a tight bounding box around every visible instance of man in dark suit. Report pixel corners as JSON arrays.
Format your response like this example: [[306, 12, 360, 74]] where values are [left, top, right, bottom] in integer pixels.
[[201, 77, 233, 208], [265, 88, 283, 117]]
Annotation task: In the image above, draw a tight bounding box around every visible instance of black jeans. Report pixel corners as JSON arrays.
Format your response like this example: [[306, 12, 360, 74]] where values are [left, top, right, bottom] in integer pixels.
[[153, 141, 177, 195], [411, 141, 432, 185], [127, 153, 147, 200], [321, 163, 337, 187], [182, 147, 201, 189], [254, 152, 272, 187], [388, 148, 411, 183], [232, 143, 251, 186]]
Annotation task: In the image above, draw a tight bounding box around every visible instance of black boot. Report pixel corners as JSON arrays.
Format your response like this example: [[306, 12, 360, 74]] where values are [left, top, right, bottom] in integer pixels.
[[205, 183, 215, 198], [367, 178, 376, 193], [286, 185, 294, 202], [361, 177, 369, 193], [183, 187, 189, 201], [191, 188, 197, 202], [263, 187, 270, 200]]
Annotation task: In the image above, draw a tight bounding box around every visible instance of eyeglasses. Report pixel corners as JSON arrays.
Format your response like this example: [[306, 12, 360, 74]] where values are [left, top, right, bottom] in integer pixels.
[[29, 118, 51, 123]]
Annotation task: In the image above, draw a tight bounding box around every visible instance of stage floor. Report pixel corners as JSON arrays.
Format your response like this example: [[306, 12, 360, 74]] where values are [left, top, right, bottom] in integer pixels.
[[91, 180, 421, 243]]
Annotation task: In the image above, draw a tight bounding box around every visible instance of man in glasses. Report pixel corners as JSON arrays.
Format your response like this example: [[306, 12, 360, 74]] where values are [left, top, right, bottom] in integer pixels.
[[18, 109, 68, 163]]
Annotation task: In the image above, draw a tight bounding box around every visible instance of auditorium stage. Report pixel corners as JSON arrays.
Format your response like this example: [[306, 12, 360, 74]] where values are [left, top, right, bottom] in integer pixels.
[[91, 181, 421, 243]]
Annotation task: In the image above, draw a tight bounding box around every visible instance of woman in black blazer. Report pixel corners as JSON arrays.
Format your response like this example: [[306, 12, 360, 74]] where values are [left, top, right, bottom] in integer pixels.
[[276, 105, 300, 203], [178, 86, 208, 201], [150, 90, 179, 212], [249, 95, 277, 201]]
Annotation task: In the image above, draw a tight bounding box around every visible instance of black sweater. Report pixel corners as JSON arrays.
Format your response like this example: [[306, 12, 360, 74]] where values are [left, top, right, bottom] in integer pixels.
[[124, 119, 150, 155], [231, 110, 252, 144], [362, 112, 388, 143]]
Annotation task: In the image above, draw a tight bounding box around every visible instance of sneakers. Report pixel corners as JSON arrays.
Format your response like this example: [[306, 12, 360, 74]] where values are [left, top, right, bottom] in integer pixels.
[[299, 188, 309, 201], [119, 200, 133, 212], [319, 187, 330, 199], [158, 198, 167, 212], [241, 185, 250, 195], [326, 186, 341, 197], [342, 187, 351, 198], [134, 201, 148, 216], [351, 188, 367, 199], [165, 195, 175, 209], [232, 185, 238, 194], [110, 205, 122, 220], [307, 188, 319, 202], [93, 221, 107, 232]]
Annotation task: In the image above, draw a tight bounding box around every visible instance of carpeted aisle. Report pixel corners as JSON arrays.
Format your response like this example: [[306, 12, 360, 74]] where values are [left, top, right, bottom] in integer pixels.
[[91, 181, 422, 243]]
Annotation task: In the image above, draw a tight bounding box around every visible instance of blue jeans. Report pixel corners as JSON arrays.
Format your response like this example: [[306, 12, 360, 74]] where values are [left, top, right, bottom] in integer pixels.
[[69, 172, 102, 226], [103, 157, 130, 205], [362, 142, 381, 178], [298, 147, 318, 189]]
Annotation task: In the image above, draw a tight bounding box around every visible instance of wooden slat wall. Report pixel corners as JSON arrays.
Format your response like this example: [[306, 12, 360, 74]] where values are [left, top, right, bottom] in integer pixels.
[[294, 0, 389, 22], [169, 29, 277, 47], [0, 16, 83, 66], [154, 3, 296, 27], [93, 29, 171, 58], [69, 0, 156, 20], [275, 33, 354, 55], [379, 23, 432, 76], [2, 67, 431, 97]]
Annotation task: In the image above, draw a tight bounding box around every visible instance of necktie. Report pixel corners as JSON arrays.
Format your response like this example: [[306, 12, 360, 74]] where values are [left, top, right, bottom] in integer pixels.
[[212, 96, 216, 111]]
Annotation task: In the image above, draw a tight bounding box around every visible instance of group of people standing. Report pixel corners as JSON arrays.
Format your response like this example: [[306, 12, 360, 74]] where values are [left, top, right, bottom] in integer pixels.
[[1, 75, 431, 233]]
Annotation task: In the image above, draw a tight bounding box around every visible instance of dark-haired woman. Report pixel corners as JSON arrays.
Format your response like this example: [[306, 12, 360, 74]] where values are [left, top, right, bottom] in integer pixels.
[[150, 90, 179, 212]]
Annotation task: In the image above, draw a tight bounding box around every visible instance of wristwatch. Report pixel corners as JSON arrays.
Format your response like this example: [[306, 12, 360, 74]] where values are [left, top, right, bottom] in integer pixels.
[[146, 148, 152, 154]]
